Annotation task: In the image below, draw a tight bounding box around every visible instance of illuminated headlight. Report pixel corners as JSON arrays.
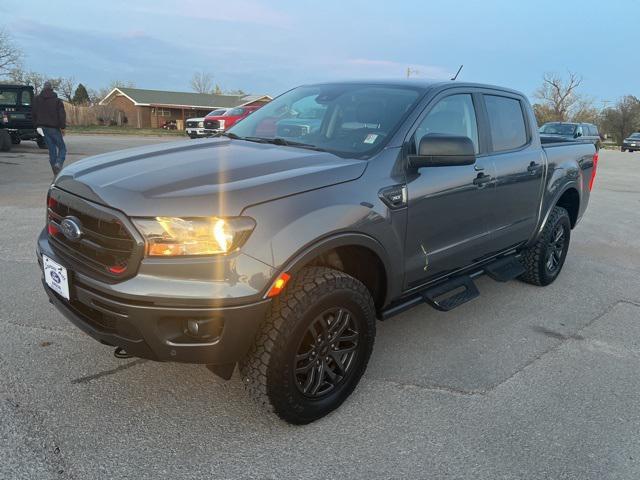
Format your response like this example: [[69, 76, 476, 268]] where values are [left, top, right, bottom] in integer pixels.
[[132, 217, 256, 256], [198, 121, 204, 128]]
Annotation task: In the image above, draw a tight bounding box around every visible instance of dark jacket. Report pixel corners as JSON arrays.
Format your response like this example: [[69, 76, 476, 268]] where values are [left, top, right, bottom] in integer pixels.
[[33, 88, 66, 129]]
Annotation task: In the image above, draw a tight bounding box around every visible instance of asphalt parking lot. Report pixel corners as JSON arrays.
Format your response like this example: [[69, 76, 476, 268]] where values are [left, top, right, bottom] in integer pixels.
[[1, 135, 639, 479]]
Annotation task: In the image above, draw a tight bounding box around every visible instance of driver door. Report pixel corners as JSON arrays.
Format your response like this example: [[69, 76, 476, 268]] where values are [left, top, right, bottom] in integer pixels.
[[404, 92, 497, 288]]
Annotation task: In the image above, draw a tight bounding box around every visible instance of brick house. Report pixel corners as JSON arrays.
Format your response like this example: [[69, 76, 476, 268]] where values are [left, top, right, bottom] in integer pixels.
[[98, 87, 271, 129]]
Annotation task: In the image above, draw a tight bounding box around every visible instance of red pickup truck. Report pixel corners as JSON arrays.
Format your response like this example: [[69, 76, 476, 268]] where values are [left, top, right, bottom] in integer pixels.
[[203, 106, 261, 134]]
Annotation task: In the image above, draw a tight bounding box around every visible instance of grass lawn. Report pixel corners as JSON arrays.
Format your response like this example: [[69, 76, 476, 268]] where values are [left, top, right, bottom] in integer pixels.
[[67, 126, 186, 137]]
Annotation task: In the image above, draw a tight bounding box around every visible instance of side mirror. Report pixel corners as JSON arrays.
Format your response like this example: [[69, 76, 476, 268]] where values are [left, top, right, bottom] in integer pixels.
[[575, 131, 582, 138], [409, 134, 476, 169]]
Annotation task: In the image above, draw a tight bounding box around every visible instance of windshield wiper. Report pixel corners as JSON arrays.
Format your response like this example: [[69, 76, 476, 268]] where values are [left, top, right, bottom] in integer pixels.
[[243, 136, 326, 152], [212, 131, 243, 140]]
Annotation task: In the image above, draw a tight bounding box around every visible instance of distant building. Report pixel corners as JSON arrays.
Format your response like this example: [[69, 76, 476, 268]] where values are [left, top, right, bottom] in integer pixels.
[[98, 87, 271, 128]]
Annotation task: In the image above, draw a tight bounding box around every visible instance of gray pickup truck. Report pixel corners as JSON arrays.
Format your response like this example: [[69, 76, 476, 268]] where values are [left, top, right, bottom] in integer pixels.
[[38, 81, 597, 424]]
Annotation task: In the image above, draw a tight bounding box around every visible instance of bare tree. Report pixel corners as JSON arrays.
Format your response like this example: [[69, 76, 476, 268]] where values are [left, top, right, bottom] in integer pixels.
[[571, 97, 600, 124], [108, 79, 136, 90], [58, 77, 76, 102], [190, 72, 213, 94], [534, 72, 584, 122], [0, 29, 22, 77], [7, 69, 55, 94], [601, 95, 640, 144], [533, 103, 556, 126]]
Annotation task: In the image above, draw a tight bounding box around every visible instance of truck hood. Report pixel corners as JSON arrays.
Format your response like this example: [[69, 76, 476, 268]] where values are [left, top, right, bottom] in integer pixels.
[[54, 138, 367, 217]]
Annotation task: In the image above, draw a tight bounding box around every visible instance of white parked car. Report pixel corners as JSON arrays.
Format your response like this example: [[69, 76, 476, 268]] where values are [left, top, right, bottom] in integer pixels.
[[186, 108, 228, 139]]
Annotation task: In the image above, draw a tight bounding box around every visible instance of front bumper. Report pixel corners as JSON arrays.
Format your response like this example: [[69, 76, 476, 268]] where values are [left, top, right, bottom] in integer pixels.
[[37, 230, 271, 365], [623, 143, 639, 151], [186, 128, 206, 137], [4, 128, 39, 140]]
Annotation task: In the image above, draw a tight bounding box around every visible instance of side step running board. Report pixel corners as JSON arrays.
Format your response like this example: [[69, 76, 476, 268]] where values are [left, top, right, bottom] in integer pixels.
[[484, 255, 526, 282], [379, 253, 525, 320], [421, 275, 479, 312]]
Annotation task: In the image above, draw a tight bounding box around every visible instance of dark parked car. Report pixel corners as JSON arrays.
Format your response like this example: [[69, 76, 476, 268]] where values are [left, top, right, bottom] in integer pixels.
[[0, 84, 46, 151], [539, 122, 601, 150], [38, 81, 597, 424], [621, 132, 640, 152]]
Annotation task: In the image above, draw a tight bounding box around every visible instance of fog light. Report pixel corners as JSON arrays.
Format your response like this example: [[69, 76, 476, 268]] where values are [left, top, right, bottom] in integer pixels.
[[187, 319, 200, 336], [183, 318, 223, 340]]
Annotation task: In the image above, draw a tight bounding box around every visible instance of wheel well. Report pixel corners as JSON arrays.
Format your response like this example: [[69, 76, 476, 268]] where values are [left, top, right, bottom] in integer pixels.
[[302, 245, 387, 311], [556, 188, 580, 228]]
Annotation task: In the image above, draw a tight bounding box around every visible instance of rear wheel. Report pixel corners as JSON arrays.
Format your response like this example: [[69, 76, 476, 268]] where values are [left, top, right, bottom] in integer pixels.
[[0, 130, 11, 152], [519, 206, 571, 286], [11, 137, 20, 145], [240, 266, 376, 424]]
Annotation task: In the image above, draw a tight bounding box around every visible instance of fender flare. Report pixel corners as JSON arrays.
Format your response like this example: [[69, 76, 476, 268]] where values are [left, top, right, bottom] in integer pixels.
[[266, 232, 396, 305], [530, 183, 581, 245]]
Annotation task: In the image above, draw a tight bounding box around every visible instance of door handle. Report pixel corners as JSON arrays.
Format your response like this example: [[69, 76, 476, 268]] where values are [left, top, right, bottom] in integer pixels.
[[527, 162, 540, 174], [474, 164, 485, 172], [473, 173, 492, 186]]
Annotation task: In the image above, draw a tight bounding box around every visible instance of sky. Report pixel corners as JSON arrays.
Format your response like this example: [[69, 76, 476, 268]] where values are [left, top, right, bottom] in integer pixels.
[[1, 0, 638, 105]]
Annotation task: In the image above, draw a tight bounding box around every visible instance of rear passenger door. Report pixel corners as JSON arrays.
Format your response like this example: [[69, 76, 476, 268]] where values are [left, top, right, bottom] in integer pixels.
[[481, 92, 544, 251]]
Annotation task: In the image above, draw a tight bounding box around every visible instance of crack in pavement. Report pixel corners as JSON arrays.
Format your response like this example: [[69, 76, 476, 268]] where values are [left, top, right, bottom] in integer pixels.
[[71, 359, 148, 385], [377, 299, 640, 397]]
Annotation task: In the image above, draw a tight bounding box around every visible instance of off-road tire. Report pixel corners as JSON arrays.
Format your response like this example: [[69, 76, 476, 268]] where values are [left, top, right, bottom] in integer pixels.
[[519, 206, 571, 286], [0, 130, 11, 152], [240, 266, 376, 424]]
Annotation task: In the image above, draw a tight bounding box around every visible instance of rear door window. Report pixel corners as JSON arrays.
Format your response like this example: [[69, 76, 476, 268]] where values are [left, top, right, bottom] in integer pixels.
[[20, 90, 32, 106], [484, 95, 528, 152]]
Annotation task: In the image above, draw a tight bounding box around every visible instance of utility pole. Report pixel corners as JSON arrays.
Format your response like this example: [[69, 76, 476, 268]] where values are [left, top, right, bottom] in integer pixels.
[[406, 67, 420, 78]]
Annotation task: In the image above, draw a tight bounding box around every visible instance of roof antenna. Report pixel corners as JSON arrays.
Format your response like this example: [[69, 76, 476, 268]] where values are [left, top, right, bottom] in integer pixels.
[[451, 65, 463, 81]]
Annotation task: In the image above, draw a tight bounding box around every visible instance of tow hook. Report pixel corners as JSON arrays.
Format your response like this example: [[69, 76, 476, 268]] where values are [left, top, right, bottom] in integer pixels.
[[114, 347, 134, 359]]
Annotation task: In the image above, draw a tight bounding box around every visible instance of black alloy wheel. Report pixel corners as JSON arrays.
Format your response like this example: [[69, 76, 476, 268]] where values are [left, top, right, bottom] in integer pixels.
[[545, 224, 566, 274], [294, 307, 360, 398]]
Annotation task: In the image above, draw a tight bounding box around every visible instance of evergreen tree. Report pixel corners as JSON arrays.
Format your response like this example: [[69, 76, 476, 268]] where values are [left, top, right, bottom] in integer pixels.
[[72, 83, 90, 105]]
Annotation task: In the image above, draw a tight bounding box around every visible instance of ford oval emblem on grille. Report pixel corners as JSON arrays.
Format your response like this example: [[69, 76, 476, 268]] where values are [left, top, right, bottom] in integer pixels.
[[60, 217, 82, 242]]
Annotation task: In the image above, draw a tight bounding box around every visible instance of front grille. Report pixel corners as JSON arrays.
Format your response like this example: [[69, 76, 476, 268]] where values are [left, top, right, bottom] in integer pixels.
[[47, 188, 143, 282], [204, 119, 220, 130]]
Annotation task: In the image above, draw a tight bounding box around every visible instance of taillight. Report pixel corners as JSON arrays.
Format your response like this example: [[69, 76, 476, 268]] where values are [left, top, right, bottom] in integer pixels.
[[48, 224, 59, 235], [589, 151, 599, 191]]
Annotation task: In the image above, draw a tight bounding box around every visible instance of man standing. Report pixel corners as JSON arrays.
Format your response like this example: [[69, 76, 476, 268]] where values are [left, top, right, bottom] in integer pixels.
[[33, 81, 67, 175]]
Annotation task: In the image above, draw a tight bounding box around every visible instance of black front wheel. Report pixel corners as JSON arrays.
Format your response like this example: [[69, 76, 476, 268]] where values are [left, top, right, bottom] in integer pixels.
[[0, 130, 11, 152], [240, 266, 376, 424], [519, 206, 571, 286]]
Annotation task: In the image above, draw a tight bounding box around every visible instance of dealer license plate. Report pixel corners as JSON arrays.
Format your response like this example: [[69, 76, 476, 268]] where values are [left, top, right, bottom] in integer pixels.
[[43, 254, 70, 300]]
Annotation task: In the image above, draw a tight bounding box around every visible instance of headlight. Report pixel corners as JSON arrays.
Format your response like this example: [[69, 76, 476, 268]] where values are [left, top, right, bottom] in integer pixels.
[[132, 217, 256, 256], [198, 121, 204, 128], [219, 119, 226, 129]]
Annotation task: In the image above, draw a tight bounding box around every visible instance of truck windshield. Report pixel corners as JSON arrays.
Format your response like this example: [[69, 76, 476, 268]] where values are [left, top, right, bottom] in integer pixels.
[[228, 84, 422, 158], [0, 89, 19, 106], [539, 123, 577, 136]]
